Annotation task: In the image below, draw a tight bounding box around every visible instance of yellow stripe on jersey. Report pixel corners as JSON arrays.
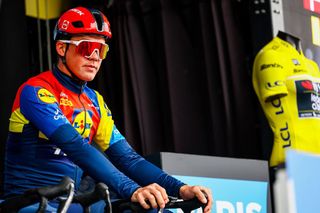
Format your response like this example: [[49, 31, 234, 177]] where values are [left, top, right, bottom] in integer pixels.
[[39, 131, 48, 140], [9, 108, 48, 140], [9, 108, 29, 133], [93, 91, 114, 151]]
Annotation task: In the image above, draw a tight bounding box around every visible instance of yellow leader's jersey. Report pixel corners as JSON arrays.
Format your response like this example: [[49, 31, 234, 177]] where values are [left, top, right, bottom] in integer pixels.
[[253, 36, 320, 167]]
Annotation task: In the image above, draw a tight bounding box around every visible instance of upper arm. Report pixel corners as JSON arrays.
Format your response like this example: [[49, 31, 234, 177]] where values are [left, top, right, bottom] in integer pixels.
[[19, 85, 70, 137]]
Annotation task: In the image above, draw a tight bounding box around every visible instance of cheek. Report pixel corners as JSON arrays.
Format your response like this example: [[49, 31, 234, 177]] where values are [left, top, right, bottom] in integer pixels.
[[70, 55, 85, 66], [68, 58, 80, 69], [96, 62, 102, 69]]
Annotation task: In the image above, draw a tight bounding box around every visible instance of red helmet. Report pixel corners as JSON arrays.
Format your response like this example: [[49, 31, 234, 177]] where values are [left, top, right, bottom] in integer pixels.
[[53, 7, 112, 40]]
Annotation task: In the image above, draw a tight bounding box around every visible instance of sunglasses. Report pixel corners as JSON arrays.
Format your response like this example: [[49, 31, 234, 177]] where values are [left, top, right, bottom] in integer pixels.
[[59, 39, 109, 60]]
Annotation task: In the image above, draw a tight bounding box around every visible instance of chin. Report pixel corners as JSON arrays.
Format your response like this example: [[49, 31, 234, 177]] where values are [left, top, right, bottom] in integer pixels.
[[83, 77, 95, 82], [80, 74, 96, 82]]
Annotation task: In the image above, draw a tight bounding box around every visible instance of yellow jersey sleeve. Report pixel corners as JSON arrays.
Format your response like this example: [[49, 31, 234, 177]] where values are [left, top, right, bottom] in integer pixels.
[[253, 49, 288, 103]]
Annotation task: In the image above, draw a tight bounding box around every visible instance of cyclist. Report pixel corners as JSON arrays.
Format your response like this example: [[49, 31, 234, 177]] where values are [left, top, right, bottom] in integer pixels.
[[2, 6, 212, 212]]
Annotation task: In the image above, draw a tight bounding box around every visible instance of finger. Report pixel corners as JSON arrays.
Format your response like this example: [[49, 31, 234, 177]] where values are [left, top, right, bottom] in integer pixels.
[[204, 199, 213, 213], [200, 187, 210, 200], [202, 188, 213, 212], [145, 192, 159, 209], [154, 184, 169, 203], [144, 184, 166, 208], [136, 192, 151, 209], [192, 186, 207, 203], [141, 185, 161, 209], [150, 188, 167, 208]]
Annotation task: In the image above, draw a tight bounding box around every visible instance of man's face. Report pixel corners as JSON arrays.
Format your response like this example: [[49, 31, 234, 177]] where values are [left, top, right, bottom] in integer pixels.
[[57, 35, 107, 82]]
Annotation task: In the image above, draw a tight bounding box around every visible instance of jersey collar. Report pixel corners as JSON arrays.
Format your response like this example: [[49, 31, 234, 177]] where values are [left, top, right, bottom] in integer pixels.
[[275, 36, 304, 56], [53, 65, 87, 94]]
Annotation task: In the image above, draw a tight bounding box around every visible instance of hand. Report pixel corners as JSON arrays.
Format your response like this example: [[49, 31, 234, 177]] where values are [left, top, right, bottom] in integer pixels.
[[179, 185, 213, 213], [131, 183, 169, 209]]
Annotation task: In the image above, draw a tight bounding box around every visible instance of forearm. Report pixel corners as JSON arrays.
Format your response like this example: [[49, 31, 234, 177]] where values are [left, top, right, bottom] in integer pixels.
[[105, 140, 185, 196], [50, 125, 140, 198]]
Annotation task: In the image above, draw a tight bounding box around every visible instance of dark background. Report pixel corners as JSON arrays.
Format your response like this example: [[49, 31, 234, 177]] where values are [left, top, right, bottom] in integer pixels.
[[0, 0, 277, 193]]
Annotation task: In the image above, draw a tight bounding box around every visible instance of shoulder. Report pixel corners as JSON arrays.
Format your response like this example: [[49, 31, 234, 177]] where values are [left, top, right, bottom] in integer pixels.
[[15, 71, 54, 95], [18, 71, 58, 102], [20, 71, 57, 93], [255, 37, 289, 61], [253, 48, 285, 75], [84, 86, 109, 103], [305, 58, 320, 73], [26, 71, 55, 85]]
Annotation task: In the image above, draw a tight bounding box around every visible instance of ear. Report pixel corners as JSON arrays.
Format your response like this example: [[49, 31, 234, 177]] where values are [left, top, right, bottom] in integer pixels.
[[56, 41, 66, 57]]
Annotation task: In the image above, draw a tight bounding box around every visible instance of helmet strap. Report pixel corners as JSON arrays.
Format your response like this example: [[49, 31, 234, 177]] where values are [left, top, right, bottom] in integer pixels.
[[61, 44, 86, 85]]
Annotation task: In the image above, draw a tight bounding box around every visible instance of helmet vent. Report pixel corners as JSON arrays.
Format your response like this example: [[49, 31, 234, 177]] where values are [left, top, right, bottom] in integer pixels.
[[72, 21, 84, 28], [92, 11, 103, 32]]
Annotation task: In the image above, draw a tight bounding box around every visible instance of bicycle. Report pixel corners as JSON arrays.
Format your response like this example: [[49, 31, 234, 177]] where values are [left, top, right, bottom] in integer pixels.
[[0, 176, 207, 213], [111, 196, 206, 212], [73, 182, 206, 213]]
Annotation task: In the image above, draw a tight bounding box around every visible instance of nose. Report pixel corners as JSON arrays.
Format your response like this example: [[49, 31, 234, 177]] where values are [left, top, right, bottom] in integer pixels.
[[86, 49, 101, 61]]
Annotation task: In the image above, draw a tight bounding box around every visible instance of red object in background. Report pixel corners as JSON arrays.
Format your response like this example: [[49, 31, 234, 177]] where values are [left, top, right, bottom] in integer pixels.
[[304, 0, 320, 14]]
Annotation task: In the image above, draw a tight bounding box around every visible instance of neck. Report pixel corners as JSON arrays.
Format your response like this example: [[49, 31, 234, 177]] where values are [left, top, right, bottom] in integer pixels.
[[277, 31, 302, 53], [53, 65, 86, 94], [57, 59, 86, 85], [57, 60, 70, 76]]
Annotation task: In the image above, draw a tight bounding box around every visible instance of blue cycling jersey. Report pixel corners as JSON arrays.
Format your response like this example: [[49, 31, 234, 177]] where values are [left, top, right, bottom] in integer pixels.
[[3, 66, 185, 199]]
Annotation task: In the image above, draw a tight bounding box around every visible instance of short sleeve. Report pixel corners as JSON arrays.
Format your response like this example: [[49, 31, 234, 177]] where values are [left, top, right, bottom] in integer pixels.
[[253, 49, 288, 102]]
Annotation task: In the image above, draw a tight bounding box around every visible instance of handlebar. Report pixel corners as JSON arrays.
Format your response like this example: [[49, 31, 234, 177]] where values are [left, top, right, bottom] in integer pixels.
[[164, 197, 207, 212], [0, 176, 75, 213], [111, 196, 207, 213], [72, 182, 111, 213], [1, 179, 207, 213]]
